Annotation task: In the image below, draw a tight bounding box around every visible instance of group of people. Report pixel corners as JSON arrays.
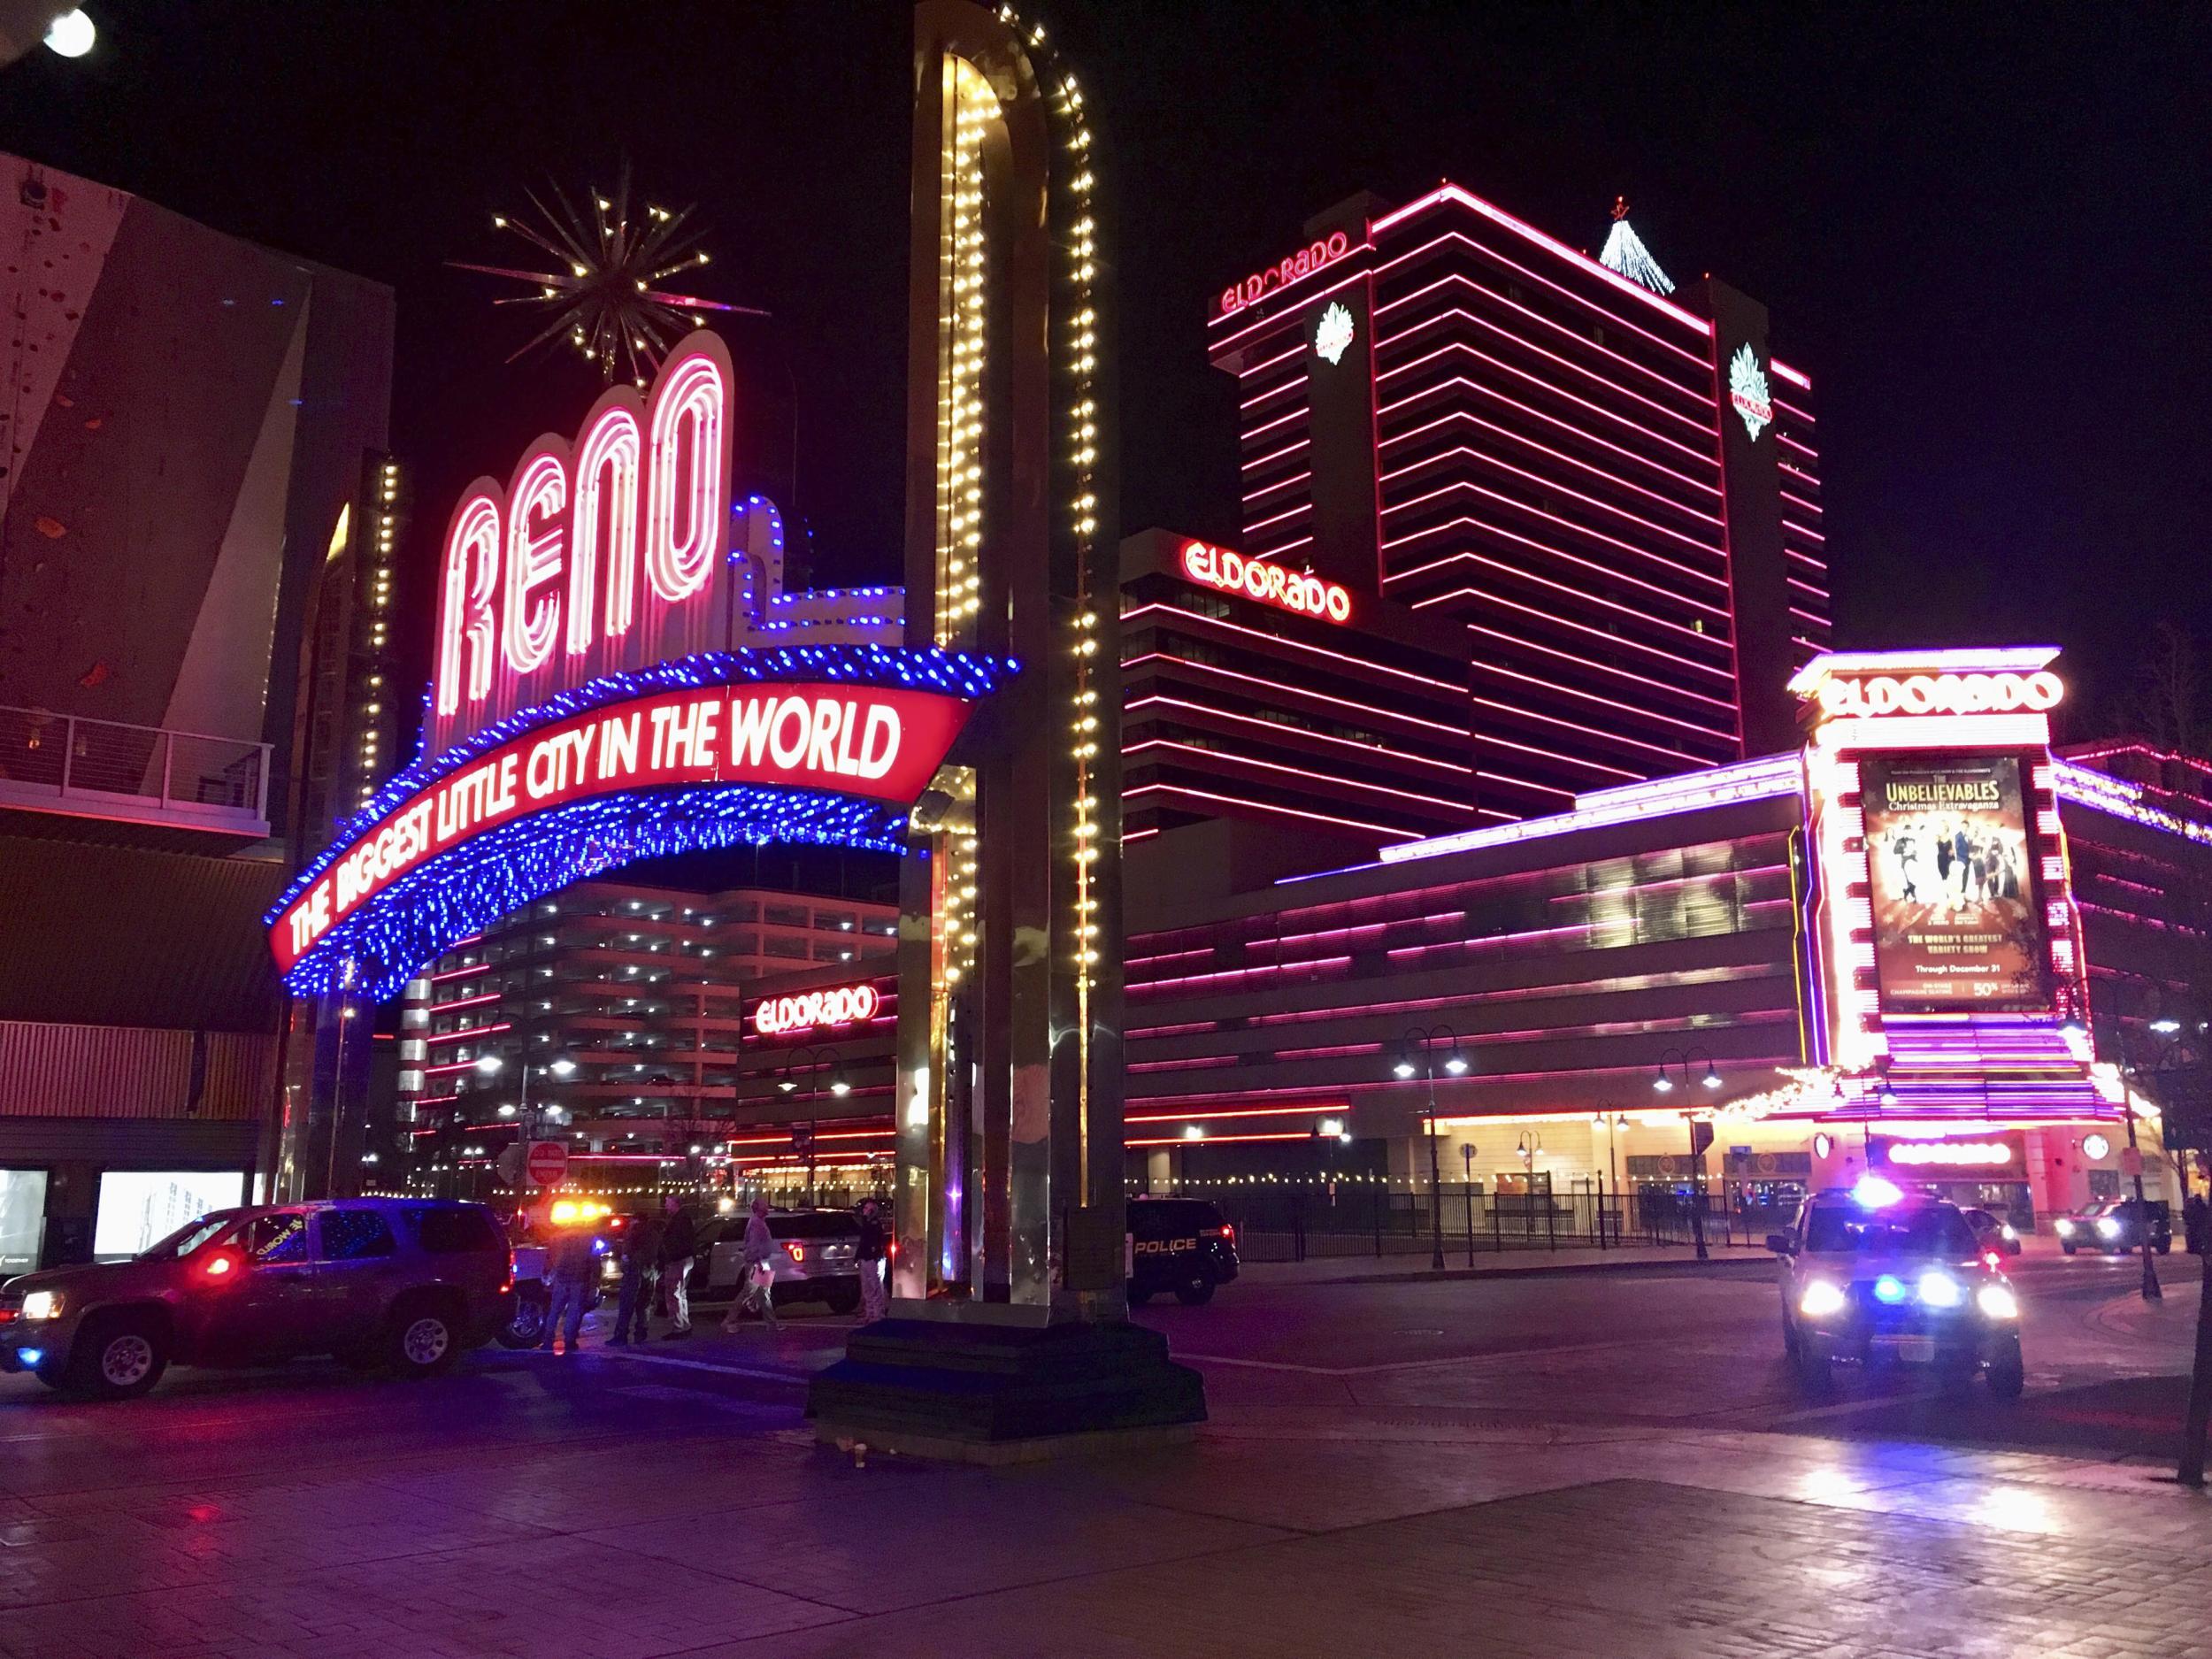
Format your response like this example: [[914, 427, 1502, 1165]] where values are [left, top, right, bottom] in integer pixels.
[[535, 1193, 891, 1354], [1882, 815, 2026, 913]]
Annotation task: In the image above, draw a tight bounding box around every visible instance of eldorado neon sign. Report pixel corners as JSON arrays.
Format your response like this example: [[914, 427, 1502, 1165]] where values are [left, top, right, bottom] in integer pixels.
[[1814, 671, 2063, 720], [753, 982, 881, 1038], [1181, 539, 1351, 624], [1215, 229, 1352, 319]]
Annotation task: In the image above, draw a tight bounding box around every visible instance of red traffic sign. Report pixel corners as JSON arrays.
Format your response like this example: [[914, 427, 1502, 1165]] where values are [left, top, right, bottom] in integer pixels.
[[526, 1141, 570, 1187]]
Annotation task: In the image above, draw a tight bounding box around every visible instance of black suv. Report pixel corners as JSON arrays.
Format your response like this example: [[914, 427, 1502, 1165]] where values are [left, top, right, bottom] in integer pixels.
[[1127, 1198, 1241, 1306], [0, 1198, 513, 1399]]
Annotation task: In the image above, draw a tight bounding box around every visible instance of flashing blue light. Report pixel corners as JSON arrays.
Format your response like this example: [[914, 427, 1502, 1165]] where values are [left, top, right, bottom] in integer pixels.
[[1851, 1175, 1904, 1209], [1872, 1275, 1908, 1305], [17, 1348, 42, 1368]]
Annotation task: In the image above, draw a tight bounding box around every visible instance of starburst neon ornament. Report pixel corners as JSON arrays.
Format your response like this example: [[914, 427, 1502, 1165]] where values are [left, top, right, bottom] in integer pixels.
[[1728, 342, 1773, 441], [1598, 196, 1674, 296], [451, 168, 765, 384], [1314, 301, 1355, 365]]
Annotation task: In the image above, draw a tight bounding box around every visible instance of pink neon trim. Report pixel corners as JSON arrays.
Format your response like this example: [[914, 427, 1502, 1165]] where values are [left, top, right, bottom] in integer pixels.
[[1124, 784, 1422, 841], [1244, 499, 1312, 535], [1241, 403, 1310, 441], [1368, 188, 1712, 335], [1469, 688, 1726, 764], [1375, 269, 1713, 399], [1432, 582, 1732, 683], [1121, 653, 1464, 736], [1249, 533, 1316, 559], [1125, 694, 1471, 773], [428, 963, 493, 984], [1378, 336, 1715, 462], [1242, 470, 1313, 504], [1783, 521, 1827, 546], [1770, 359, 1811, 390], [1384, 515, 1734, 624], [1406, 561, 1734, 662], [1382, 419, 1723, 528], [1240, 437, 1310, 472], [1475, 768, 1579, 798], [431, 991, 502, 1014], [1120, 603, 1465, 694], [1378, 301, 1714, 436], [1382, 462, 1727, 572], [1240, 373, 1308, 412], [1235, 341, 1306, 379], [426, 1022, 512, 1047], [1125, 740, 1474, 813], [1460, 622, 1740, 715], [1776, 399, 1816, 426]]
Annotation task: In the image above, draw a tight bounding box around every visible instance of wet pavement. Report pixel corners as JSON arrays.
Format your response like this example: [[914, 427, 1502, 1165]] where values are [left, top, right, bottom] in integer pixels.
[[0, 1250, 2203, 1656]]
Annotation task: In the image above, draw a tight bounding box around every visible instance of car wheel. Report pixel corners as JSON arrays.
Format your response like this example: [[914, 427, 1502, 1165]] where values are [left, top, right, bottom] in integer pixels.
[[1793, 1338, 1832, 1395], [1172, 1272, 1215, 1307], [67, 1314, 169, 1401], [1126, 1285, 1152, 1307], [2060, 1243, 2077, 1256], [824, 1284, 862, 1317], [387, 1300, 461, 1379], [1986, 1335, 2025, 1401], [496, 1293, 549, 1350]]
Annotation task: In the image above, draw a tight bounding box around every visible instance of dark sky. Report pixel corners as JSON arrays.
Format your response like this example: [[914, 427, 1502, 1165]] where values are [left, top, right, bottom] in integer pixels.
[[4, 0, 2205, 736]]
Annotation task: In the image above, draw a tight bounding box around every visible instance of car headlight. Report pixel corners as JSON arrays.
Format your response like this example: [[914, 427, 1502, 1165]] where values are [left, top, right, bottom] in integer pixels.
[[2000, 1224, 2017, 1241], [1977, 1283, 2019, 1320], [1799, 1279, 1847, 1318], [2095, 1217, 2122, 1240], [1916, 1272, 1964, 1309], [19, 1290, 62, 1321], [2055, 1218, 2075, 1236]]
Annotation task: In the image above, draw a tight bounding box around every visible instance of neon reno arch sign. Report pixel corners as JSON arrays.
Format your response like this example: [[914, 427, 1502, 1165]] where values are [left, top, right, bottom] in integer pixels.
[[753, 982, 880, 1039], [267, 329, 1014, 1002], [1181, 540, 1352, 624]]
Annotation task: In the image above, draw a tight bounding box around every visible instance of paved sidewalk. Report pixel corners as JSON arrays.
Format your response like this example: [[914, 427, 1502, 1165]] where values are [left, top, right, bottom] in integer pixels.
[[1235, 1238, 1770, 1287]]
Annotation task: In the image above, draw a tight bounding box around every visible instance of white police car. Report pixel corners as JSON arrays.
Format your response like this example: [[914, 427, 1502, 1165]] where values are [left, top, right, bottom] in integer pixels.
[[1770, 1178, 2024, 1398]]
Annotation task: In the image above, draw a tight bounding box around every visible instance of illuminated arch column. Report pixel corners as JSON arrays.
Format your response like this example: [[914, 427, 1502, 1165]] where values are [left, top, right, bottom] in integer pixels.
[[891, 0, 1124, 1320]]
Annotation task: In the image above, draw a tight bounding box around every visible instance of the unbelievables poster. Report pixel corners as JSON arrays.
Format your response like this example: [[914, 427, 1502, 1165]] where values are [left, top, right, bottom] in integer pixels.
[[1860, 757, 2044, 1009]]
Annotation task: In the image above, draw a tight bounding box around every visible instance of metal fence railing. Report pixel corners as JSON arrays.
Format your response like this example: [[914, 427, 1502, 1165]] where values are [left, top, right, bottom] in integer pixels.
[[0, 706, 269, 829], [1148, 1182, 1777, 1263]]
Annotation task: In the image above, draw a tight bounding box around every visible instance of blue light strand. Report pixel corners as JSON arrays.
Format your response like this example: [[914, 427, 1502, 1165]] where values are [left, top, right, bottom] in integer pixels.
[[280, 783, 912, 1003], [271, 642, 1016, 925]]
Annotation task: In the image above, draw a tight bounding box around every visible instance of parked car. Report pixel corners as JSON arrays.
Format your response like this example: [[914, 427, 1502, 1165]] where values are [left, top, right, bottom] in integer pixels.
[[1126, 1197, 1240, 1306], [1960, 1206, 2023, 1257], [2055, 1197, 2171, 1256], [1769, 1181, 2024, 1399], [699, 1209, 863, 1313], [0, 1199, 512, 1399]]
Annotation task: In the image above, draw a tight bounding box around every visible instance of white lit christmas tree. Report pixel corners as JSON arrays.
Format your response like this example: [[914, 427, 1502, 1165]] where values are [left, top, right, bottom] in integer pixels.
[[1598, 196, 1674, 296]]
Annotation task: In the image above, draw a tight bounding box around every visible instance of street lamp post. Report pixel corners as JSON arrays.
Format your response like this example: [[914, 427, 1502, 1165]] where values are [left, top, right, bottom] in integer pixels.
[[1390, 1025, 1469, 1271], [2100, 973, 2185, 1303], [774, 1044, 850, 1208], [477, 1054, 578, 1196], [1652, 1047, 1723, 1262]]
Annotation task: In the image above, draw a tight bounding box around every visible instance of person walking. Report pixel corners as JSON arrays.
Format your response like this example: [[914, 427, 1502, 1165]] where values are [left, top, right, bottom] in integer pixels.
[[855, 1196, 889, 1322], [658, 1195, 698, 1337], [2186, 1190, 2209, 1257], [541, 1223, 596, 1355], [722, 1195, 780, 1333], [608, 1207, 662, 1347]]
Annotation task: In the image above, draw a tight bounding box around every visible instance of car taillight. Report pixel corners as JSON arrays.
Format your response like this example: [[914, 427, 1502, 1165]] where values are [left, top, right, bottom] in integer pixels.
[[786, 1243, 806, 1263], [501, 1249, 516, 1293], [1982, 1250, 2002, 1270], [1203, 1225, 1233, 1242]]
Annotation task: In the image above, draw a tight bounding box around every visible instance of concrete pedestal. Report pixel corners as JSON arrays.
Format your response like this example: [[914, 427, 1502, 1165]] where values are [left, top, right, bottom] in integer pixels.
[[807, 1317, 1206, 1464]]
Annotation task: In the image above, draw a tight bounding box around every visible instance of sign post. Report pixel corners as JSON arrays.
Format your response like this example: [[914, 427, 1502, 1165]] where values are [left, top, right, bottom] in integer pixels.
[[525, 1141, 569, 1191], [1689, 1120, 1715, 1262]]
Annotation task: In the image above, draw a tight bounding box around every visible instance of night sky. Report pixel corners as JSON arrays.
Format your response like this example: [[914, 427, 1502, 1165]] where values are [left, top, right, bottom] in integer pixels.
[[4, 0, 2205, 739]]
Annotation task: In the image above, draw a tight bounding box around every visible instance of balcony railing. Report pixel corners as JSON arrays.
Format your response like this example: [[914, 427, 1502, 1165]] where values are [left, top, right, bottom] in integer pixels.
[[0, 706, 271, 839]]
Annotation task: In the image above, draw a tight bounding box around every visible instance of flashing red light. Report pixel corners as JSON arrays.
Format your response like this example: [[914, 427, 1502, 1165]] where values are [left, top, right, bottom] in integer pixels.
[[202, 1250, 240, 1280], [1204, 1225, 1235, 1243], [501, 1249, 517, 1294]]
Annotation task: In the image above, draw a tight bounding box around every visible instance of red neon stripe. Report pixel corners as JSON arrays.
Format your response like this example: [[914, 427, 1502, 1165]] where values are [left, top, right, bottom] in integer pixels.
[[1381, 479, 1726, 596], [1240, 436, 1310, 472], [1248, 533, 1316, 559], [1475, 768, 1579, 799], [1473, 725, 1649, 781], [1122, 652, 1464, 737], [1377, 338, 1716, 465], [1125, 694, 1471, 774], [1123, 826, 1161, 844], [428, 963, 492, 984], [1771, 359, 1811, 390], [1119, 603, 1466, 694], [1128, 1056, 1242, 1072], [1377, 302, 1716, 436], [1125, 1131, 1318, 1148], [1244, 499, 1311, 534], [1235, 341, 1306, 378], [1367, 193, 1712, 338], [431, 991, 502, 1015], [1382, 444, 1726, 566], [1240, 373, 1308, 411], [1124, 784, 1421, 841], [1433, 580, 1733, 684], [1375, 270, 1714, 403], [1125, 740, 1474, 813], [426, 1022, 511, 1047], [1385, 516, 1733, 624], [1783, 520, 1827, 545], [1382, 426, 1722, 538], [1241, 470, 1313, 504], [1241, 403, 1308, 440], [422, 1058, 485, 1077], [1125, 1103, 1349, 1124]]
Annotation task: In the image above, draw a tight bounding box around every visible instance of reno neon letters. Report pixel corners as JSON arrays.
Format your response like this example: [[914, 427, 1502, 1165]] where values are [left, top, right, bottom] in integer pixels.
[[430, 332, 736, 756]]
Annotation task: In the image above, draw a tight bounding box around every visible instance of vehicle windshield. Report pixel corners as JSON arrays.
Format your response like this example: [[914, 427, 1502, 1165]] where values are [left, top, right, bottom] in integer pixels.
[[1804, 1205, 1977, 1258], [137, 1210, 243, 1260]]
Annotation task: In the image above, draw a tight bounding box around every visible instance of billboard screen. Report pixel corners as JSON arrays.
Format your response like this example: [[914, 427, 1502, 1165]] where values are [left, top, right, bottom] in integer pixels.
[[1861, 755, 2045, 1010]]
